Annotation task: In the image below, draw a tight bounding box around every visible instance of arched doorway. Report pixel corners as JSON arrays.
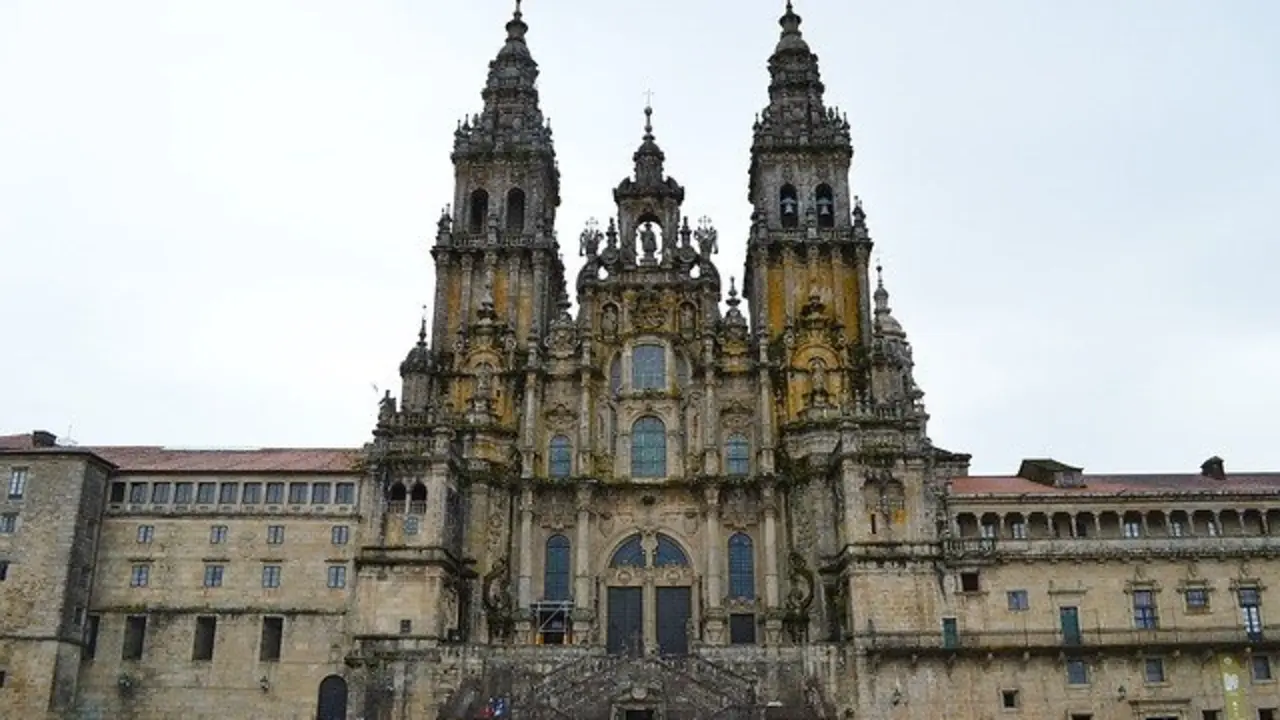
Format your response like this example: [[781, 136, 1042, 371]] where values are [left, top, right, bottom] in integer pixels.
[[316, 674, 348, 720]]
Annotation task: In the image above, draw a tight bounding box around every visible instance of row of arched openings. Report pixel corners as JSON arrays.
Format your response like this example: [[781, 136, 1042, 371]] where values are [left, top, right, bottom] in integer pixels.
[[780, 183, 836, 229], [548, 428, 748, 479], [386, 481, 428, 514], [468, 188, 526, 235]]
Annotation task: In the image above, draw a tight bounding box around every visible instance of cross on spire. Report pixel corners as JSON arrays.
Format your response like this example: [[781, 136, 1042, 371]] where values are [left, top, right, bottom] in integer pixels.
[[644, 89, 655, 108]]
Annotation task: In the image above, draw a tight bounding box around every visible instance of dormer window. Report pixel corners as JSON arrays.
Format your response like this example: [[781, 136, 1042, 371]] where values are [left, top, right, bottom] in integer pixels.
[[815, 184, 834, 228], [780, 184, 799, 228], [632, 344, 666, 391]]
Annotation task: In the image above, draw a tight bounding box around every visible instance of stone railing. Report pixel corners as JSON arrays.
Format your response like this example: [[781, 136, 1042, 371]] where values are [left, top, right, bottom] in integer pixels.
[[660, 654, 756, 704], [859, 625, 1280, 656], [947, 535, 1280, 561]]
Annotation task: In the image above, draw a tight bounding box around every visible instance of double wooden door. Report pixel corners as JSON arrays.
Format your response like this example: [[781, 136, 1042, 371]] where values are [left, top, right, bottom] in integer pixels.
[[606, 586, 691, 656]]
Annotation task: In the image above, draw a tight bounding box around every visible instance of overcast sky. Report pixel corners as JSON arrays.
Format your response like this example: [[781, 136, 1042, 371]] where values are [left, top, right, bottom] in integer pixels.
[[1, 1, 1276, 474]]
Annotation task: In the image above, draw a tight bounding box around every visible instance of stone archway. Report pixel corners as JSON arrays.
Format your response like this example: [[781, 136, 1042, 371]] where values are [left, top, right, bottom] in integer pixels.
[[316, 674, 348, 720]]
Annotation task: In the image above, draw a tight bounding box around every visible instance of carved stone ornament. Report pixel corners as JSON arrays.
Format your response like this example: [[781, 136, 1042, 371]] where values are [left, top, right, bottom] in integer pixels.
[[482, 557, 516, 642], [633, 290, 667, 331]]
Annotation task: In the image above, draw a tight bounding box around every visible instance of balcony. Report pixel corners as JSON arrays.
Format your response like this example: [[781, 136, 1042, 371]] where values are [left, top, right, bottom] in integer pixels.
[[859, 625, 1280, 658]]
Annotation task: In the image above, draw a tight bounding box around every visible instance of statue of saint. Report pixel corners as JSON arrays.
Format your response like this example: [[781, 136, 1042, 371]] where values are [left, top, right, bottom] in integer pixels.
[[638, 222, 658, 258], [601, 305, 619, 336]]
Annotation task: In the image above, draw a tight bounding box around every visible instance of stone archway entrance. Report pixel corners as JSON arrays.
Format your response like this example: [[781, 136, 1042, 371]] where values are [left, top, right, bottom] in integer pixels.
[[603, 533, 696, 656], [316, 674, 348, 720]]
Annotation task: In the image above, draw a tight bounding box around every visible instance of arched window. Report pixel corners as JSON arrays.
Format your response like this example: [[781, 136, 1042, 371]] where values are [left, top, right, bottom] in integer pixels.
[[632, 344, 666, 391], [631, 417, 667, 478], [728, 533, 756, 599], [610, 534, 645, 568], [725, 434, 750, 476], [505, 188, 526, 235], [609, 355, 622, 396], [468, 189, 489, 234], [409, 482, 427, 514], [387, 482, 406, 513], [544, 534, 571, 600], [316, 675, 349, 720], [816, 184, 835, 228], [548, 435, 572, 478], [780, 184, 799, 228], [655, 534, 689, 567]]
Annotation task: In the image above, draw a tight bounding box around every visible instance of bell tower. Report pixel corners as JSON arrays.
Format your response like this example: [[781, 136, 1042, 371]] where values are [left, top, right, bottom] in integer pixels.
[[430, 1, 566, 355]]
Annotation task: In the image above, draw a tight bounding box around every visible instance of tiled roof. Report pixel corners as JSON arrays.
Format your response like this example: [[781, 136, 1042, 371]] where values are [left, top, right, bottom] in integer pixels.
[[952, 473, 1280, 497], [93, 446, 362, 474], [1, 431, 362, 473]]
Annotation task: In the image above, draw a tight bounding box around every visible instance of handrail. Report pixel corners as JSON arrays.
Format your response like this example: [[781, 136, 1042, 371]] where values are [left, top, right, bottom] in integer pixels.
[[858, 625, 1280, 652]]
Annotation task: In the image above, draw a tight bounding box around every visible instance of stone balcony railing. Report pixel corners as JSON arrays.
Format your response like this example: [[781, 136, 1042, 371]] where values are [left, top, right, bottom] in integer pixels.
[[945, 535, 1280, 562], [858, 625, 1280, 657]]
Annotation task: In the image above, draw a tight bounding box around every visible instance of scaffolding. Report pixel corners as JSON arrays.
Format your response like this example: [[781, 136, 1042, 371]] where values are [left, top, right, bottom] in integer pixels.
[[533, 600, 574, 645]]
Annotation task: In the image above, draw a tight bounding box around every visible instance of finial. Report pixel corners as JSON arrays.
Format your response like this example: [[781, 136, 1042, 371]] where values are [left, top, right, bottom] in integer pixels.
[[506, 0, 528, 41], [728, 277, 739, 300], [875, 263, 884, 289], [643, 101, 655, 141], [419, 305, 428, 343], [514, 0, 523, 18]]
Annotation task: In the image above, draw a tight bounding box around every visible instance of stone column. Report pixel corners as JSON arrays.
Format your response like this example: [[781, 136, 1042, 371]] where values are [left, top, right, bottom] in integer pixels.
[[517, 486, 534, 608], [531, 253, 548, 337], [460, 253, 475, 325], [763, 482, 780, 608], [757, 334, 776, 474], [573, 484, 594, 643], [703, 485, 727, 645], [431, 254, 452, 350]]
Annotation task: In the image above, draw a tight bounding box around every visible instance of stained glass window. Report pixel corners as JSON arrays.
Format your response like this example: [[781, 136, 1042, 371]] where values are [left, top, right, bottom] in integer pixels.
[[728, 533, 755, 599], [632, 345, 666, 391], [610, 535, 645, 568], [544, 535, 571, 600], [631, 417, 667, 477], [725, 434, 750, 476], [655, 534, 689, 567], [549, 435, 572, 478]]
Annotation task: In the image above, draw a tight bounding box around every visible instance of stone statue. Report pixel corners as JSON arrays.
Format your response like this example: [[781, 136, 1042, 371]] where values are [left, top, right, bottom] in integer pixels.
[[476, 363, 494, 396], [482, 557, 516, 642], [601, 305, 619, 337], [378, 390, 396, 423], [695, 223, 718, 257], [579, 222, 601, 257], [679, 303, 696, 335], [809, 358, 828, 394], [638, 222, 658, 258]]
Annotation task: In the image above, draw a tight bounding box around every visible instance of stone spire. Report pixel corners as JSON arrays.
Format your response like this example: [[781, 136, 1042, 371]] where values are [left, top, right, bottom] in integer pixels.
[[452, 1, 554, 160], [752, 1, 851, 154], [633, 104, 666, 187]]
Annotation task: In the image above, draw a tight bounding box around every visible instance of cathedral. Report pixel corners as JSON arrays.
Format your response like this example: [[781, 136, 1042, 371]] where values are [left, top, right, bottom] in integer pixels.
[[2, 3, 1279, 720]]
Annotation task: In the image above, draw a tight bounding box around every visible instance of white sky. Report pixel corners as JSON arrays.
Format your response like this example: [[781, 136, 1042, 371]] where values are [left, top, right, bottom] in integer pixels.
[[1, 0, 1277, 474]]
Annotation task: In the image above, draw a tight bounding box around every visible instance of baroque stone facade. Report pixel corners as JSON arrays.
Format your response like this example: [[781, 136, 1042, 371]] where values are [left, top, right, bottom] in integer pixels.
[[2, 4, 1280, 720]]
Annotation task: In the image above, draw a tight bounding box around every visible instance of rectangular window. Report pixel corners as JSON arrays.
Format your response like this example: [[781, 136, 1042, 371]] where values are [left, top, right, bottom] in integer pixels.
[[1133, 590, 1159, 629], [150, 482, 171, 504], [267, 525, 284, 545], [1123, 520, 1142, 538], [203, 564, 224, 588], [192, 616, 217, 661], [1241, 588, 1264, 638], [1261, 709, 1278, 720], [122, 615, 147, 660], [1253, 655, 1273, 681], [265, 482, 284, 504], [259, 617, 283, 661], [196, 482, 216, 504], [1186, 588, 1210, 612], [1207, 520, 1221, 537], [218, 483, 238, 505], [109, 481, 126, 503], [1066, 657, 1089, 685], [312, 483, 331, 504], [729, 614, 756, 645], [242, 482, 262, 504], [1202, 712, 1221, 720], [136, 525, 154, 544], [1144, 657, 1165, 683], [631, 344, 667, 390], [1007, 590, 1030, 611], [209, 525, 227, 544], [262, 565, 281, 588], [1170, 520, 1186, 537], [1070, 715, 1093, 720], [980, 523, 997, 539], [288, 482, 308, 504], [959, 572, 981, 593], [331, 525, 349, 545], [0, 560, 9, 581], [399, 619, 413, 635], [0, 514, 16, 534], [1000, 689, 1018, 709], [327, 565, 347, 589], [129, 483, 148, 504], [1011, 521, 1027, 539], [8, 467, 27, 499], [335, 482, 355, 505], [174, 482, 194, 504], [84, 614, 100, 660], [130, 564, 150, 587]]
